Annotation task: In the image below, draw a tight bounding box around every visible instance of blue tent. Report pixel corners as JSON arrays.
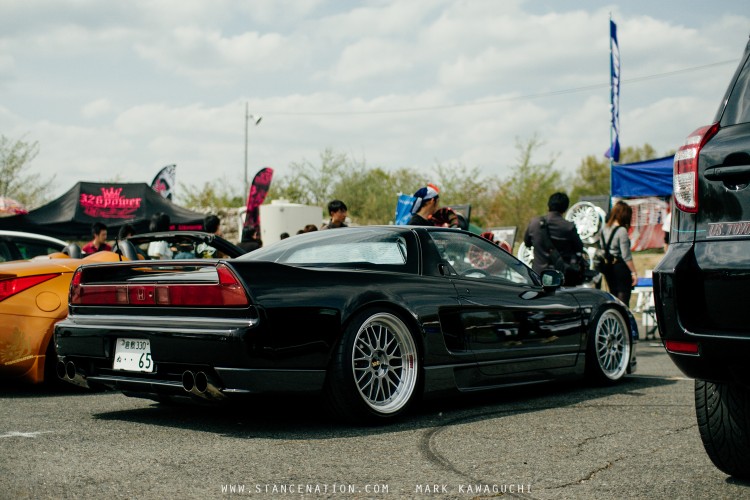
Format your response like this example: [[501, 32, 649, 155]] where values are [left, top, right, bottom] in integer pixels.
[[611, 155, 673, 198]]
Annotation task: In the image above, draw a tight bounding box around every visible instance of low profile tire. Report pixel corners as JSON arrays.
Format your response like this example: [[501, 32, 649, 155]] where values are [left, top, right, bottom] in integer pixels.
[[325, 310, 420, 423], [585, 307, 630, 384], [695, 379, 750, 479]]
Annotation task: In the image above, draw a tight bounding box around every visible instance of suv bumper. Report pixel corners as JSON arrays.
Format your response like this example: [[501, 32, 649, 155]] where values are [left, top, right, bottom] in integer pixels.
[[654, 242, 750, 387]]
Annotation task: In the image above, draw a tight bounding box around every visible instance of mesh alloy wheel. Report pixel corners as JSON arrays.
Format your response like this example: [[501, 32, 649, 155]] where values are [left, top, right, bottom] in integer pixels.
[[592, 308, 631, 381], [350, 312, 419, 415]]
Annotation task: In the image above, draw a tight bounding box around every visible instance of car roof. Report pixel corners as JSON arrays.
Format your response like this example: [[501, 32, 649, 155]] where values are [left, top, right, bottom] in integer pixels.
[[0, 230, 68, 246]]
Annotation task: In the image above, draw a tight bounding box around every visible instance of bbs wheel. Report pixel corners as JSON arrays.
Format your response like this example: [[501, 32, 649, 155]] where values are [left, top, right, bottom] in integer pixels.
[[695, 379, 750, 479], [326, 310, 420, 422], [585, 307, 630, 383]]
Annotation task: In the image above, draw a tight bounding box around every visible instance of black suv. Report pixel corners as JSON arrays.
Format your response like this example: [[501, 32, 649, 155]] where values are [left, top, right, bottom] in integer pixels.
[[654, 35, 750, 479]]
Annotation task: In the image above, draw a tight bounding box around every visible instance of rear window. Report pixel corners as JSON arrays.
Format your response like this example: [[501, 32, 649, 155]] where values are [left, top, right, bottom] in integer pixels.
[[720, 51, 750, 126], [246, 228, 409, 266], [284, 241, 406, 265]]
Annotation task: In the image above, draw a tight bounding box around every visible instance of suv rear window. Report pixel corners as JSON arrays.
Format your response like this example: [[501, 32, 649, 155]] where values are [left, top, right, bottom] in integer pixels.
[[720, 53, 750, 126]]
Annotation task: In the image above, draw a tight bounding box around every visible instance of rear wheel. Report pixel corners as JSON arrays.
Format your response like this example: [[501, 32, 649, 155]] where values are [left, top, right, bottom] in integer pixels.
[[325, 310, 420, 422], [585, 307, 630, 383], [695, 379, 750, 479]]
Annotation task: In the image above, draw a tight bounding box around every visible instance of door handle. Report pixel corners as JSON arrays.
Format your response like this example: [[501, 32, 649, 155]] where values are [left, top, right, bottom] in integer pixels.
[[704, 164, 750, 181]]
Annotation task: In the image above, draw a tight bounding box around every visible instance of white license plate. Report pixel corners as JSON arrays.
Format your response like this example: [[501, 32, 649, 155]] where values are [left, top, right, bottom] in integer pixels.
[[113, 338, 154, 372]]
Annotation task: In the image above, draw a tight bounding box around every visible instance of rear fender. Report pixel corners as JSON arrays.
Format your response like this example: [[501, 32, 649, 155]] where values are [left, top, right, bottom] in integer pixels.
[[335, 300, 425, 367]]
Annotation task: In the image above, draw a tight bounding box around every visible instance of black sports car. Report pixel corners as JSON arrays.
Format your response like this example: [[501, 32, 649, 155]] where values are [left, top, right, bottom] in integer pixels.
[[55, 226, 637, 422]]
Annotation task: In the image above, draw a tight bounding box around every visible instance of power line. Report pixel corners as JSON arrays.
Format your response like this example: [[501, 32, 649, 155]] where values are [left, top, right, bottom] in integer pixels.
[[270, 59, 739, 116]]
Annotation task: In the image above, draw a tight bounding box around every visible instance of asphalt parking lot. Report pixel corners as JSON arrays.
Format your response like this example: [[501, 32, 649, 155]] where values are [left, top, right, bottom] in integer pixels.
[[1, 335, 749, 499]]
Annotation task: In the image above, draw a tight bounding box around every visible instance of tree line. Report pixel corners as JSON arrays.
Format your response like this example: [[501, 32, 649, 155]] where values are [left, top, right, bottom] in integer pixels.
[[1, 133, 666, 233]]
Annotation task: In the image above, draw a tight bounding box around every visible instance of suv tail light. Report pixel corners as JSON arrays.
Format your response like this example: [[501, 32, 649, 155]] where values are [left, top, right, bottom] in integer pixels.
[[69, 263, 249, 307], [0, 273, 60, 302], [673, 122, 720, 213]]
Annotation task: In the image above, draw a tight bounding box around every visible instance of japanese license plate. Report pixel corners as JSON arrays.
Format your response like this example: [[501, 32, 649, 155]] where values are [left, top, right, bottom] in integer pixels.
[[113, 338, 154, 372]]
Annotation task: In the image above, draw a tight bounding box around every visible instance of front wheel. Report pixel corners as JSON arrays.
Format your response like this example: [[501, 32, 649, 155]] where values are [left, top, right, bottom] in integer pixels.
[[695, 379, 750, 479], [585, 307, 630, 384], [325, 310, 420, 423]]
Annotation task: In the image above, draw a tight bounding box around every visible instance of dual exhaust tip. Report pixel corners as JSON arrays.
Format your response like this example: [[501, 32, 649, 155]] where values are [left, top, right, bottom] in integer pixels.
[[56, 360, 89, 389], [55, 360, 224, 400], [181, 370, 225, 400]]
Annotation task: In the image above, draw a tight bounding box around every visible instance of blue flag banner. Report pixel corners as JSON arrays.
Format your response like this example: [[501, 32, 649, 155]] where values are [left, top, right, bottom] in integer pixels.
[[609, 19, 621, 162], [394, 194, 416, 225]]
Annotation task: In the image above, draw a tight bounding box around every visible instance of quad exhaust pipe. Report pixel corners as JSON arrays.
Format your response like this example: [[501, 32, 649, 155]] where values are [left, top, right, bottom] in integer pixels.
[[56, 360, 90, 389], [181, 370, 225, 400]]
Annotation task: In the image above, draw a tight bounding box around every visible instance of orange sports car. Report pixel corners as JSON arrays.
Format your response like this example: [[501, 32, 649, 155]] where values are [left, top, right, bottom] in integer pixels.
[[0, 231, 246, 384], [0, 251, 124, 384]]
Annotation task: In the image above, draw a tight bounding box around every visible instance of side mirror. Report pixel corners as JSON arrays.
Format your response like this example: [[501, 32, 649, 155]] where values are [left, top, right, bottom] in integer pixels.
[[541, 270, 564, 290]]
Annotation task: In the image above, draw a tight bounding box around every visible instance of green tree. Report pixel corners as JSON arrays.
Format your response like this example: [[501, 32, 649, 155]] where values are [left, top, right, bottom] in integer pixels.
[[488, 137, 563, 233], [332, 166, 422, 225], [432, 163, 494, 228], [269, 148, 358, 209], [569, 155, 610, 202], [0, 135, 54, 209], [569, 143, 661, 202], [179, 177, 244, 210]]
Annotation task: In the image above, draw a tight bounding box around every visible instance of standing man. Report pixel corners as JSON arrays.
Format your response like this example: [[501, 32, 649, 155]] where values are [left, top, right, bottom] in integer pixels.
[[321, 200, 348, 229], [408, 184, 440, 226], [82, 222, 112, 254], [198, 214, 227, 258], [523, 192, 584, 280]]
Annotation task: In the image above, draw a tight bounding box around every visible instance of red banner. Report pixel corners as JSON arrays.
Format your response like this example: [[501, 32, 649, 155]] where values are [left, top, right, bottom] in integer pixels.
[[618, 197, 669, 251], [244, 167, 273, 228]]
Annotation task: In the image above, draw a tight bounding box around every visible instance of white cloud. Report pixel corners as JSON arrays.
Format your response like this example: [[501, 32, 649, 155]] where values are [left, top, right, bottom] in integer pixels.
[[81, 99, 114, 119], [133, 28, 300, 86], [1, 0, 748, 206]]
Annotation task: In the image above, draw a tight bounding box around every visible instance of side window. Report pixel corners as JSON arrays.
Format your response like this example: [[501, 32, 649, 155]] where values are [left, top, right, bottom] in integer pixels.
[[0, 242, 12, 262], [15, 241, 59, 259], [429, 231, 534, 285], [721, 55, 750, 126]]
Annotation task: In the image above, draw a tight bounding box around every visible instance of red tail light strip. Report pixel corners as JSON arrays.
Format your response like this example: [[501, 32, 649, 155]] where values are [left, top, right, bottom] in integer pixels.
[[673, 122, 720, 213], [0, 273, 61, 302], [69, 264, 248, 307]]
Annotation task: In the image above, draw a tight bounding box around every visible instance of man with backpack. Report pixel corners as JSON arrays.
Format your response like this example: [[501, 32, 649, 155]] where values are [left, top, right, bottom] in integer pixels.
[[523, 192, 585, 285]]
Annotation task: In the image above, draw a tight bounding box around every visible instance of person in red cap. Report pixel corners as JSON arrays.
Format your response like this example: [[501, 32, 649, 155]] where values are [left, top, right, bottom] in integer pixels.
[[408, 184, 440, 226]]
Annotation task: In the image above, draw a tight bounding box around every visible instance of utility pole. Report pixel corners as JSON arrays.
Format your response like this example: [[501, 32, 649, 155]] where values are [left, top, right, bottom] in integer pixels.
[[243, 103, 262, 197]]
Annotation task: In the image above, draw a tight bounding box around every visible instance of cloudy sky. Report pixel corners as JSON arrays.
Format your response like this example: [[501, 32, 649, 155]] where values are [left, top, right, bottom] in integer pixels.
[[1, 0, 748, 201]]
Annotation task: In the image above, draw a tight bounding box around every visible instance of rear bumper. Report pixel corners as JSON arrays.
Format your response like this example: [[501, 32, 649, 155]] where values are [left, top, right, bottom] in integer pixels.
[[66, 367, 327, 397], [654, 242, 750, 386], [54, 314, 329, 399]]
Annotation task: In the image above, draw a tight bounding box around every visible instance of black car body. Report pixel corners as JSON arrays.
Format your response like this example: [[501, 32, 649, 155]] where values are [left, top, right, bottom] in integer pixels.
[[55, 226, 637, 422], [653, 36, 750, 478]]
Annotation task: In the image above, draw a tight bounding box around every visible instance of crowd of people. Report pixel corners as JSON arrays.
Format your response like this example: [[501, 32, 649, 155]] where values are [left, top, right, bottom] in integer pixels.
[[80, 183, 642, 305]]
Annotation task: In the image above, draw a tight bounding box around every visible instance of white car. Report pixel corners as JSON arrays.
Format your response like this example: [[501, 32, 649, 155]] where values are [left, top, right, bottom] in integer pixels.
[[0, 230, 68, 262]]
